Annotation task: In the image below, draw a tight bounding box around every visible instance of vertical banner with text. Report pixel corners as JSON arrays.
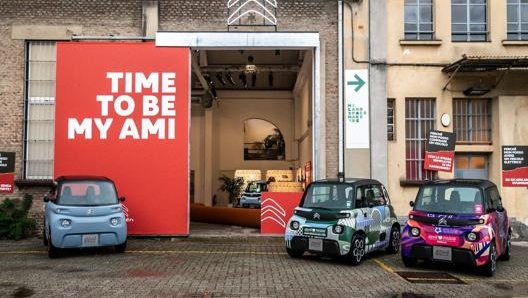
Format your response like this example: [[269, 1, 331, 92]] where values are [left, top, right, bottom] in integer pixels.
[[345, 69, 369, 149], [424, 130, 455, 172], [502, 146, 528, 187], [55, 42, 190, 235], [0, 152, 15, 193]]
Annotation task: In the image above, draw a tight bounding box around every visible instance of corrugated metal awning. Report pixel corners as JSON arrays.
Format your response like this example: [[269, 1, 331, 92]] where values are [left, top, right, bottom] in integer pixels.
[[441, 55, 528, 91], [442, 55, 528, 73]]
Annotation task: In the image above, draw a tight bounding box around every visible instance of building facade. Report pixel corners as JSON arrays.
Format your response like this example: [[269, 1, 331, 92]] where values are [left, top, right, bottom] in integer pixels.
[[1, 0, 527, 235]]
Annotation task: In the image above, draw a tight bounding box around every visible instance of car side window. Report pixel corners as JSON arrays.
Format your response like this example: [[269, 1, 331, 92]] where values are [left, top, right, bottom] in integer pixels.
[[487, 187, 502, 210], [370, 184, 386, 206], [355, 187, 368, 208], [382, 185, 391, 205]]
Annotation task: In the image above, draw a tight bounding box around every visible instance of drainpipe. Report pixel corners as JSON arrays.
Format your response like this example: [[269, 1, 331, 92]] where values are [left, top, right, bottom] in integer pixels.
[[338, 1, 345, 180]]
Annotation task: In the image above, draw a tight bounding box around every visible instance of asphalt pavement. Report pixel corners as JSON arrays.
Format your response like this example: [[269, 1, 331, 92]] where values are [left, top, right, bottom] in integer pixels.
[[1, 223, 528, 298]]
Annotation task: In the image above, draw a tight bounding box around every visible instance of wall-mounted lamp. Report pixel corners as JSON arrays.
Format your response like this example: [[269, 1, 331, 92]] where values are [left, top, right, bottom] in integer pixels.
[[463, 86, 490, 96], [245, 55, 257, 74], [201, 92, 213, 109]]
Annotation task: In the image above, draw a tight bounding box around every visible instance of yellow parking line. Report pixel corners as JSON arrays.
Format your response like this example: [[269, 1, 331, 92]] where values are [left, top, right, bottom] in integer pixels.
[[372, 259, 395, 273], [372, 259, 408, 282], [372, 259, 522, 284]]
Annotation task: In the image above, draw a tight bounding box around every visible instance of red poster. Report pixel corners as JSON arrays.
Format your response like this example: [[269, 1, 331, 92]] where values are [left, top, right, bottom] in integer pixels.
[[0, 152, 15, 193], [424, 130, 455, 172], [260, 192, 302, 234], [0, 173, 14, 194], [55, 42, 190, 235], [502, 146, 528, 187]]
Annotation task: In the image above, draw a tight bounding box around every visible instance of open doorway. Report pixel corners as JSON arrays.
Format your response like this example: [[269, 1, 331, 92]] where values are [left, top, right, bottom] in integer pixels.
[[156, 32, 320, 231]]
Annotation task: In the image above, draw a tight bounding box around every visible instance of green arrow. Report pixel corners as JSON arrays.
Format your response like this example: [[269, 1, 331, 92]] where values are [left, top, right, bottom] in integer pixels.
[[347, 74, 365, 92]]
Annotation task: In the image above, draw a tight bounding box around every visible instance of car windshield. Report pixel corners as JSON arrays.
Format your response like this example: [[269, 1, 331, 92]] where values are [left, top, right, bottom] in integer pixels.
[[245, 181, 267, 193], [414, 185, 484, 215], [300, 183, 354, 210], [56, 180, 119, 206]]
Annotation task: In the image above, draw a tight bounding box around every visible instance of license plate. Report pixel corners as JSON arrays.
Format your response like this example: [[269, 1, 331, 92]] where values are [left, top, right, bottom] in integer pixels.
[[303, 227, 327, 237], [308, 238, 323, 251], [433, 246, 452, 261], [82, 234, 99, 246]]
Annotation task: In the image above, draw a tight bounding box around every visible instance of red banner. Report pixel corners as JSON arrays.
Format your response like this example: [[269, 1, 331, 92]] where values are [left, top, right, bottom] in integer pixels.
[[260, 192, 302, 234], [55, 42, 190, 235], [0, 173, 14, 194], [502, 146, 528, 187], [0, 152, 15, 193]]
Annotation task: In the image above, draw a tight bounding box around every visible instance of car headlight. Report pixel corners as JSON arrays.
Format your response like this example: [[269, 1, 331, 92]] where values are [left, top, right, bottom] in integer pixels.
[[60, 219, 71, 227], [290, 221, 300, 230], [410, 227, 420, 237], [466, 232, 479, 242], [110, 218, 120, 226], [333, 225, 344, 234]]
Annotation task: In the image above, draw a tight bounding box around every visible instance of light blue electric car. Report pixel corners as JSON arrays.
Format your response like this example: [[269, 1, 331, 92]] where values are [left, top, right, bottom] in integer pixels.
[[43, 176, 127, 258]]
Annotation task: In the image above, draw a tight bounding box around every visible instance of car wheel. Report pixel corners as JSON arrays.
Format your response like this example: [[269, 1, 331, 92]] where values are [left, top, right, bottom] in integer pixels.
[[347, 234, 365, 266], [115, 241, 127, 253], [286, 247, 304, 258], [481, 241, 497, 277], [47, 230, 60, 259], [401, 254, 417, 267], [386, 225, 400, 254], [499, 232, 511, 261]]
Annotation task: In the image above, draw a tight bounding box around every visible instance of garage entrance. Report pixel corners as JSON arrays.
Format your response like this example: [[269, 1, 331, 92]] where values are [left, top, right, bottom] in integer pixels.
[[156, 32, 321, 228]]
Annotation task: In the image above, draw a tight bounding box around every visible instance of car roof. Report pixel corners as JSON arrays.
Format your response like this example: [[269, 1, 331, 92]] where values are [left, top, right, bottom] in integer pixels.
[[421, 178, 497, 189], [310, 178, 382, 186], [55, 175, 114, 183]]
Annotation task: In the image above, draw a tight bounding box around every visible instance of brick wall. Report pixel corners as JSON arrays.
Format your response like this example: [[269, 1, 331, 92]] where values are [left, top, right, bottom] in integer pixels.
[[0, 0, 339, 232]]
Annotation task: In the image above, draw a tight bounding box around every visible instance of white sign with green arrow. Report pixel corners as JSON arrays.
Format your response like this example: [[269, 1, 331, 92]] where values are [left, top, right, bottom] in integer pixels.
[[345, 69, 369, 149]]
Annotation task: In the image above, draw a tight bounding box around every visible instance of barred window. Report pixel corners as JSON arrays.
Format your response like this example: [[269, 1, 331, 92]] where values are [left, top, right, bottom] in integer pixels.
[[387, 98, 395, 141], [452, 0, 488, 41], [405, 98, 437, 181], [453, 99, 491, 144], [507, 0, 528, 41], [404, 0, 434, 40], [25, 41, 56, 179]]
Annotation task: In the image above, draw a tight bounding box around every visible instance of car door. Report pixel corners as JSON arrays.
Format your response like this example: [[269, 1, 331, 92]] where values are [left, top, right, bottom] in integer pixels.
[[356, 184, 382, 251], [487, 186, 509, 254]]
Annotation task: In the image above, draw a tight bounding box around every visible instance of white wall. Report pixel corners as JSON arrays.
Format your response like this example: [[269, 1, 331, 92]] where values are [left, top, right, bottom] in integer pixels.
[[191, 90, 296, 206]]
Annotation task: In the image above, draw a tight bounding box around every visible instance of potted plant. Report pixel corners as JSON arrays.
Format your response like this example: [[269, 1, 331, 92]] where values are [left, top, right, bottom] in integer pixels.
[[218, 175, 245, 207]]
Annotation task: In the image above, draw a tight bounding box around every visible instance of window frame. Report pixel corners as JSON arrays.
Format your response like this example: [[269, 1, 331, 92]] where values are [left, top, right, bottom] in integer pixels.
[[451, 0, 488, 42], [404, 98, 438, 183], [387, 98, 395, 141], [453, 98, 492, 144], [24, 41, 56, 180], [404, 0, 435, 41], [507, 0, 528, 41]]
